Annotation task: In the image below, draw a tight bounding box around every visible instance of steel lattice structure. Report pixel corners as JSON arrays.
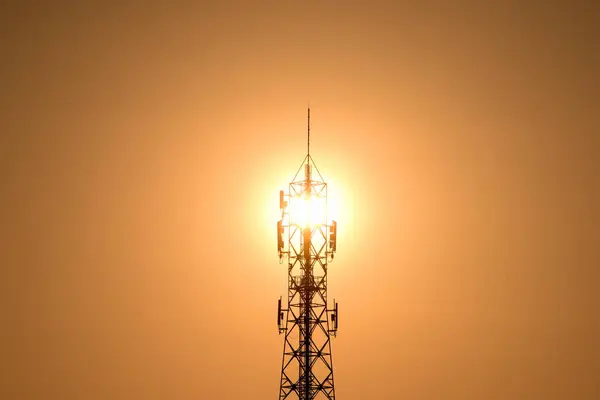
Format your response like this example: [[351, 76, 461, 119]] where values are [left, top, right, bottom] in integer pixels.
[[276, 109, 339, 400]]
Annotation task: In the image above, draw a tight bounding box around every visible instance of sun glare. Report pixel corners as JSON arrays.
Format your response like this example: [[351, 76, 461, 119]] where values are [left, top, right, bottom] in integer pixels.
[[289, 194, 327, 227]]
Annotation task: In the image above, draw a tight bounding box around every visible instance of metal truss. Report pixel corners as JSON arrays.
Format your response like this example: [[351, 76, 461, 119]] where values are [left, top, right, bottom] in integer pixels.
[[277, 154, 339, 400]]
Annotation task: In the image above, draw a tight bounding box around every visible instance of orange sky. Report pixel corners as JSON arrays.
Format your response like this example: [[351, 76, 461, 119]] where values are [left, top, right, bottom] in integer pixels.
[[2, 2, 599, 399]]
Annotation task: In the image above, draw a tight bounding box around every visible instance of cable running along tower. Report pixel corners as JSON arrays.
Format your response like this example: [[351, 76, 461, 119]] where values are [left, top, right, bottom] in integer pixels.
[[276, 108, 339, 399]]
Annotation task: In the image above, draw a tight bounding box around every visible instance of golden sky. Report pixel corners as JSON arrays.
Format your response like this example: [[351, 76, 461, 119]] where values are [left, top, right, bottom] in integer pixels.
[[2, 1, 599, 399]]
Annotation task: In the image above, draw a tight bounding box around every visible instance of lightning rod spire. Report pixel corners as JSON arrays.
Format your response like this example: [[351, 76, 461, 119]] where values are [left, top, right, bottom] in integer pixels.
[[307, 107, 310, 158]]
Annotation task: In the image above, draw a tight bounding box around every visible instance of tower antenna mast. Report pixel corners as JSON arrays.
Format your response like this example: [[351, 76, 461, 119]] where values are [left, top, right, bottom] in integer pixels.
[[276, 111, 340, 399]]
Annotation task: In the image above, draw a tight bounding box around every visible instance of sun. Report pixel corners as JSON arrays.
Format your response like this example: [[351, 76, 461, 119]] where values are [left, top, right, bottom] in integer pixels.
[[288, 194, 327, 227]]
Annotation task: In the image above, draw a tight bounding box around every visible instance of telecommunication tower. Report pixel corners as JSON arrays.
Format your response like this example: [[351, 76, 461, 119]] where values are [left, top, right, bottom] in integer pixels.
[[276, 108, 339, 399]]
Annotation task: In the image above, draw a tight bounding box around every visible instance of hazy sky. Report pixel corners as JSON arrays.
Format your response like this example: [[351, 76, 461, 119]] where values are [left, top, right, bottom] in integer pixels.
[[1, 1, 599, 399]]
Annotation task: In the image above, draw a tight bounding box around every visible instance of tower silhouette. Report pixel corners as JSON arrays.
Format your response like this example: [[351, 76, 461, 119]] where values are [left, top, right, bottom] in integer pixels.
[[276, 109, 339, 399]]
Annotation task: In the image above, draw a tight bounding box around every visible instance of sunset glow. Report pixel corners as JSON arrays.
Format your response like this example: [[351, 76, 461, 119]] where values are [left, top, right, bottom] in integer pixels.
[[288, 194, 327, 228], [5, 2, 596, 399]]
